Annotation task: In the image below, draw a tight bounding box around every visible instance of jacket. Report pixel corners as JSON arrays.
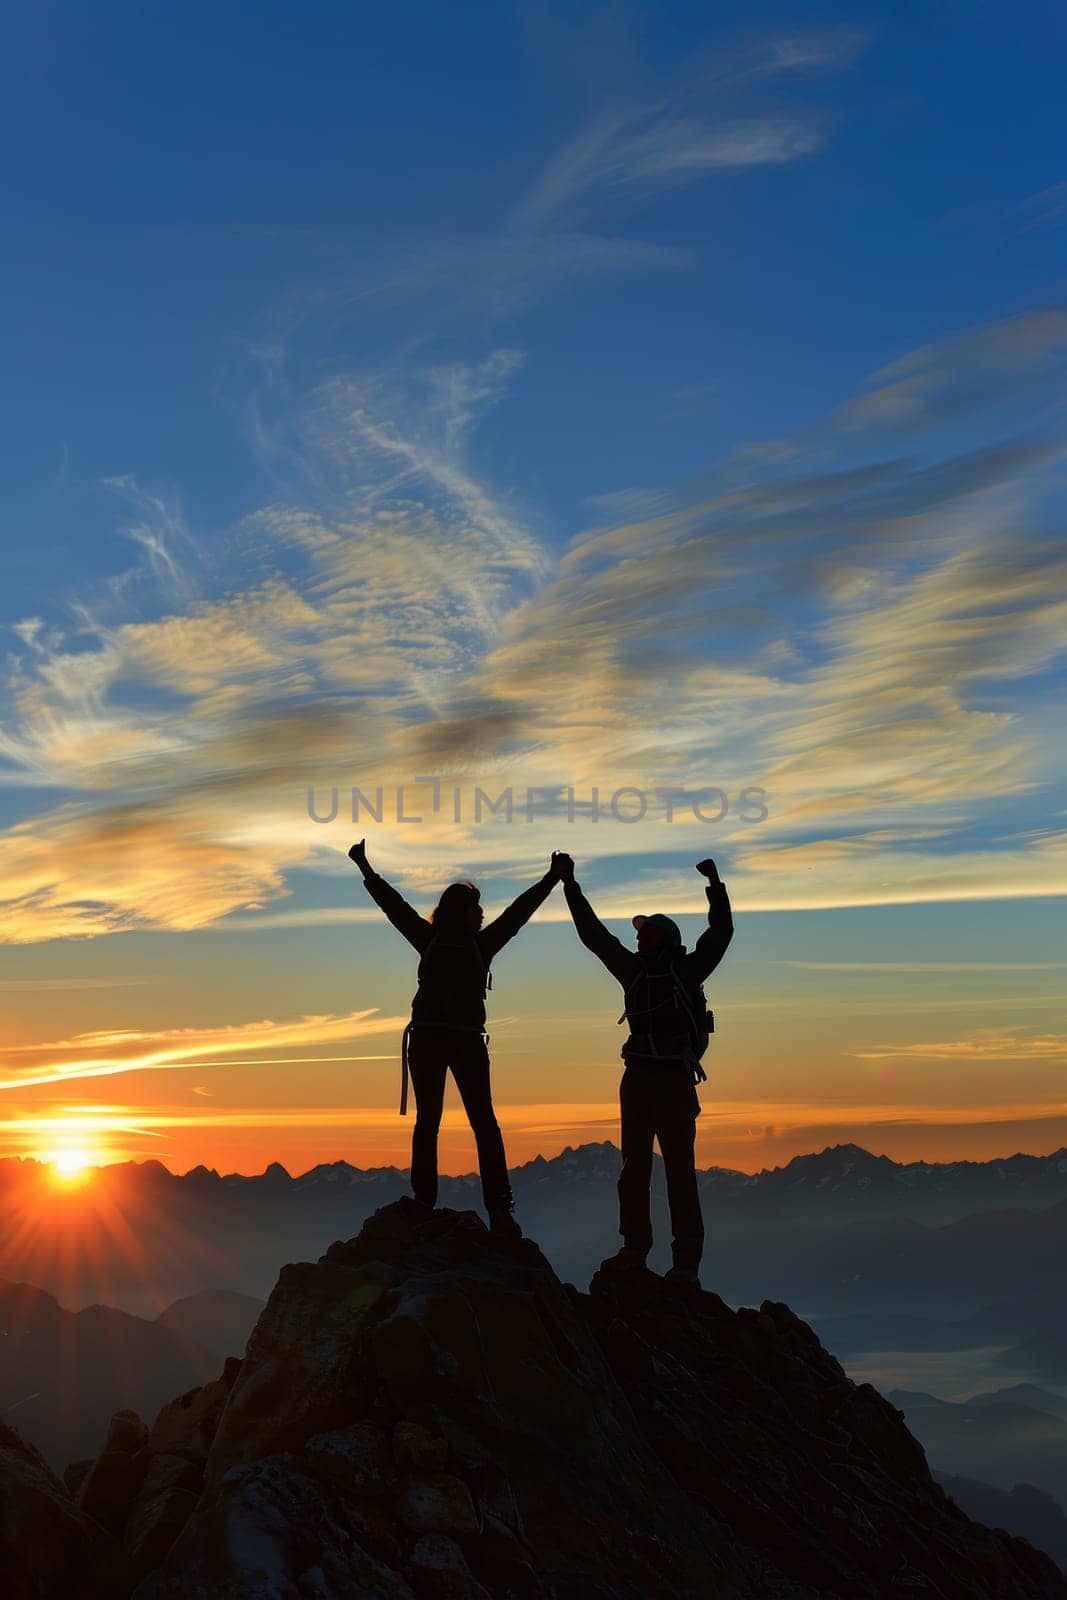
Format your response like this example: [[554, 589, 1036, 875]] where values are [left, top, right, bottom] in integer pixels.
[[564, 876, 733, 1063]]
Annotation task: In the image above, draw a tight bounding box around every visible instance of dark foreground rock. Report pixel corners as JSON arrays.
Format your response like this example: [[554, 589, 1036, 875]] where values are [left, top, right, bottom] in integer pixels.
[[4, 1199, 1066, 1598], [0, 1419, 126, 1598]]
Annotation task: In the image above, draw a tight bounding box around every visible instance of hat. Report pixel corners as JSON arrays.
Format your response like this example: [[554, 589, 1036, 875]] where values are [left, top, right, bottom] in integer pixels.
[[631, 912, 682, 947]]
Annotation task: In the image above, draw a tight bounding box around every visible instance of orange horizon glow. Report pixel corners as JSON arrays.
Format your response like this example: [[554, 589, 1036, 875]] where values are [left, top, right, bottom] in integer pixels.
[[5, 1097, 1067, 1182]]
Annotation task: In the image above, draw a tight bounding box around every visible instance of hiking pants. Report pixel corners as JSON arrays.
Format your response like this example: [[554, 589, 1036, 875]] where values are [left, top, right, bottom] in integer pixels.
[[406, 1027, 513, 1214], [618, 1061, 704, 1270]]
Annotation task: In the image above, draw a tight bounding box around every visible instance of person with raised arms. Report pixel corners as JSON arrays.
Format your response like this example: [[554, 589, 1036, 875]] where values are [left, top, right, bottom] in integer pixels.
[[349, 839, 569, 1239], [552, 851, 733, 1285]]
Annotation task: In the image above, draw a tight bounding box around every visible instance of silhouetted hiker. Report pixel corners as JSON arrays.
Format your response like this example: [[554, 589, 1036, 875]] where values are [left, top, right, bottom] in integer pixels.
[[553, 852, 733, 1286], [348, 840, 567, 1239]]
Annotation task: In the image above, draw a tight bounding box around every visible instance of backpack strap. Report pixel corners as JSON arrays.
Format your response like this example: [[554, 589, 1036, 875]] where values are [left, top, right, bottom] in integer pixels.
[[401, 1022, 412, 1116], [667, 963, 701, 1034], [617, 967, 673, 1026], [619, 961, 710, 1081]]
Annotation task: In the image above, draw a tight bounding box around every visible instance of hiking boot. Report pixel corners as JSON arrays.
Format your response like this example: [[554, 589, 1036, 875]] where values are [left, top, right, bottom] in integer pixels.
[[488, 1208, 523, 1241], [599, 1246, 650, 1273], [664, 1265, 701, 1291]]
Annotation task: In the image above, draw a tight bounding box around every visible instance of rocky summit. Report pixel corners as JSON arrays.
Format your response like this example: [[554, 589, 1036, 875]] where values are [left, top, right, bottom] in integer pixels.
[[2, 1200, 1065, 1600]]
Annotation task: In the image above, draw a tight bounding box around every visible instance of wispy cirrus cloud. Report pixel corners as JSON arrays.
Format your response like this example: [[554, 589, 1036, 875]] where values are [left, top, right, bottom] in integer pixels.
[[0, 1007, 404, 1090], [235, 25, 866, 357], [834, 307, 1067, 434], [100, 476, 204, 604], [852, 1030, 1067, 1063], [514, 25, 868, 233], [3, 301, 1067, 936]]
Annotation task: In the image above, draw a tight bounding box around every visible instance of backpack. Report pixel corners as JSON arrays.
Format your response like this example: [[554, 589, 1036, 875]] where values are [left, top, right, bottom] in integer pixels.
[[618, 959, 715, 1082], [413, 932, 492, 1026]]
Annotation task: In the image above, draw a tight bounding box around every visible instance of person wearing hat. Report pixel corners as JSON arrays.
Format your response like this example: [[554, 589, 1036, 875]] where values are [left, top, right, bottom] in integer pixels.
[[551, 852, 733, 1284], [349, 838, 568, 1238]]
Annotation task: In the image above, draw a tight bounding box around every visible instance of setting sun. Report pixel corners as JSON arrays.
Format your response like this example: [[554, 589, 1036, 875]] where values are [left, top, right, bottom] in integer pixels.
[[50, 1150, 94, 1181]]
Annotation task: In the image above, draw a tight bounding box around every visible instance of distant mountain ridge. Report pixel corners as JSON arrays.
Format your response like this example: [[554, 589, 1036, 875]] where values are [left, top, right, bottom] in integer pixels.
[[155, 1289, 265, 1364], [889, 1389, 1067, 1507], [5, 1141, 1067, 1320], [937, 1475, 1067, 1577], [6, 1137, 1067, 1206], [0, 1279, 219, 1470]]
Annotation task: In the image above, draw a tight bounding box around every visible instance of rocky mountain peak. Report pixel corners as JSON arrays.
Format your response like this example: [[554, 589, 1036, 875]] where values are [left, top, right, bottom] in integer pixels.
[[3, 1199, 1065, 1598]]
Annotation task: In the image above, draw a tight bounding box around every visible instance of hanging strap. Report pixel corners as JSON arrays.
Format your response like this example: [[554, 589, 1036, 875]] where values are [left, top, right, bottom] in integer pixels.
[[399, 1020, 489, 1116], [401, 1022, 413, 1117]]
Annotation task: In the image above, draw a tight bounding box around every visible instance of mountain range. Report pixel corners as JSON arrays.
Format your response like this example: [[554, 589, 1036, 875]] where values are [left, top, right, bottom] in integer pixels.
[[890, 1389, 1067, 1511], [0, 1279, 220, 1468], [5, 1141, 1067, 1319]]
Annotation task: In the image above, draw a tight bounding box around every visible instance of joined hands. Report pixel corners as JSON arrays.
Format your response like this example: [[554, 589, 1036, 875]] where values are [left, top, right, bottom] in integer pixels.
[[550, 851, 575, 883]]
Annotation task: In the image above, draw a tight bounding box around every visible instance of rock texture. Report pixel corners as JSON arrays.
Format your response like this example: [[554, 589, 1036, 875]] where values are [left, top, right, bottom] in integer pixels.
[[4, 1198, 1066, 1599], [0, 1419, 125, 1599]]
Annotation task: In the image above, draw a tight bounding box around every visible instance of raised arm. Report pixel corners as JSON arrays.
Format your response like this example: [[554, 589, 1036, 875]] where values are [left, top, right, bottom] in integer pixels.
[[480, 860, 561, 960], [559, 858, 637, 986], [688, 857, 734, 981], [348, 839, 432, 952]]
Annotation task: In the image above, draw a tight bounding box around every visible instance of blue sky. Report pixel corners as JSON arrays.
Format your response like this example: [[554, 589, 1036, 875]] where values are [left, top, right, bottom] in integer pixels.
[[0, 4, 1065, 1173]]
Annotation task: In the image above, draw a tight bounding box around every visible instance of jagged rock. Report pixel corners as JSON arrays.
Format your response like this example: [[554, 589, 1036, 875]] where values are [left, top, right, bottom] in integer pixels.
[[121, 1452, 204, 1585], [10, 1199, 1067, 1599], [63, 1456, 93, 1496], [204, 1258, 395, 1478], [64, 1363, 239, 1583], [396, 1472, 480, 1536], [0, 1419, 128, 1599], [77, 1446, 144, 1536], [340, 1494, 406, 1567], [584, 1269, 1066, 1597], [305, 1420, 398, 1495], [474, 1512, 546, 1599], [407, 1532, 491, 1600], [106, 1409, 150, 1454], [134, 1452, 415, 1599], [393, 1418, 449, 1472], [139, 1201, 742, 1597], [123, 1485, 199, 1588], [136, 1199, 1067, 1597], [135, 1450, 204, 1500], [139, 1354, 241, 1466]]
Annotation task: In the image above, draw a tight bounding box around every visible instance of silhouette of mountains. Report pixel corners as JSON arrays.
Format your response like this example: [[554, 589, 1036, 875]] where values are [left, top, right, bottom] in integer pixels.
[[889, 1390, 1067, 1509], [3, 1198, 1064, 1598], [810, 1296, 1067, 1358], [937, 1475, 1067, 1576], [5, 1141, 1067, 1320], [998, 1330, 1067, 1385], [154, 1289, 264, 1364], [178, 1138, 1067, 1218], [0, 1279, 219, 1470], [970, 1387, 1067, 1421], [699, 1141, 1067, 1219]]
